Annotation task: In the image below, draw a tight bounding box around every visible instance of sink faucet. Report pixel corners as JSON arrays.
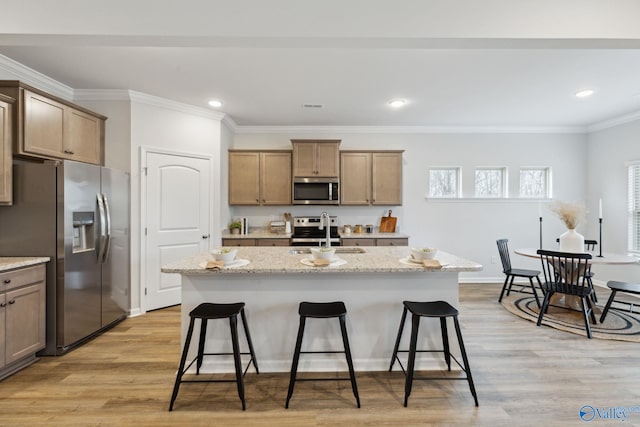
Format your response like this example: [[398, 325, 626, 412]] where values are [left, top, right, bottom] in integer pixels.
[[319, 211, 331, 248]]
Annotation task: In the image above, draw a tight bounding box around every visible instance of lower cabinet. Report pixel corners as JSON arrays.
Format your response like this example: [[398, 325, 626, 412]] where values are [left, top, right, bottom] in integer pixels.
[[341, 238, 408, 247], [222, 238, 291, 247], [0, 264, 46, 380]]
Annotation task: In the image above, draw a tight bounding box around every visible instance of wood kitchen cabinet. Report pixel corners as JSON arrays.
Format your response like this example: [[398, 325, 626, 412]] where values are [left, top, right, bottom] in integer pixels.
[[0, 264, 46, 380], [0, 94, 13, 205], [0, 81, 105, 166], [291, 139, 340, 177], [341, 237, 408, 247], [222, 238, 291, 246], [228, 150, 291, 205], [341, 151, 403, 205]]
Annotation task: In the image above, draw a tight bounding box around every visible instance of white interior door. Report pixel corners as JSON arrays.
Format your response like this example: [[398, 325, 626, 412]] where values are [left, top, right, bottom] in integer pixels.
[[145, 151, 210, 310]]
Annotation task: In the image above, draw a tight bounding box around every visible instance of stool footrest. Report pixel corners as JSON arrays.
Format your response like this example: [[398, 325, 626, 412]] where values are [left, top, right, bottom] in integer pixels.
[[299, 350, 345, 355], [294, 377, 354, 382]]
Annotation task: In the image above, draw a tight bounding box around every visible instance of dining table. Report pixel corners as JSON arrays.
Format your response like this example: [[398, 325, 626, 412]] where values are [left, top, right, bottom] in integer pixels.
[[514, 247, 639, 311]]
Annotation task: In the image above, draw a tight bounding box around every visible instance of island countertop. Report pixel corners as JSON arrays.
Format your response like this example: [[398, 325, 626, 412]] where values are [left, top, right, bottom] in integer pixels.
[[161, 246, 482, 275]]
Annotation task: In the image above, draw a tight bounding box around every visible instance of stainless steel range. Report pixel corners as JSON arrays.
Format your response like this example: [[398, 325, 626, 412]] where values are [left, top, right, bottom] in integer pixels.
[[291, 215, 341, 246]]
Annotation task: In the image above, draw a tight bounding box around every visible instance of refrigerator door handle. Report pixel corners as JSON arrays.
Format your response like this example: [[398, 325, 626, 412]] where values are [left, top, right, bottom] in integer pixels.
[[102, 193, 112, 263], [97, 193, 107, 262]]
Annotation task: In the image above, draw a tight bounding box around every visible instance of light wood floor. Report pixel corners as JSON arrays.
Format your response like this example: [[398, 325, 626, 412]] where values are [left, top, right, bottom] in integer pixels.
[[1, 283, 640, 426]]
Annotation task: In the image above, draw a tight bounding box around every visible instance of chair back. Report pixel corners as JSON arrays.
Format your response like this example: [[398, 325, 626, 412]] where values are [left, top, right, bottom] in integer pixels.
[[496, 239, 512, 273], [537, 249, 592, 295], [554, 238, 598, 251]]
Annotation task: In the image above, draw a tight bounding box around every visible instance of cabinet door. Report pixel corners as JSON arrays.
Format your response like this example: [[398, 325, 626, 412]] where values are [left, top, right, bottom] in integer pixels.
[[0, 293, 5, 367], [229, 152, 260, 205], [5, 282, 46, 364], [372, 152, 403, 205], [260, 152, 291, 205], [23, 90, 65, 158], [0, 98, 11, 205], [67, 108, 102, 165], [292, 142, 316, 177], [315, 142, 340, 177], [222, 238, 256, 246], [340, 152, 371, 205]]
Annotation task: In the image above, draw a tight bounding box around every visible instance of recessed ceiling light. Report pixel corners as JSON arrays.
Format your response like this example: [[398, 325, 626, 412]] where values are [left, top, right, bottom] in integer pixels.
[[575, 89, 594, 98], [388, 99, 406, 108], [208, 100, 222, 108]]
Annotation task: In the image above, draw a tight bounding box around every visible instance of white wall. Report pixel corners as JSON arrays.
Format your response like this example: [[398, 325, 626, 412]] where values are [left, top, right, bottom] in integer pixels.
[[130, 101, 221, 314], [232, 131, 588, 280], [587, 119, 640, 283]]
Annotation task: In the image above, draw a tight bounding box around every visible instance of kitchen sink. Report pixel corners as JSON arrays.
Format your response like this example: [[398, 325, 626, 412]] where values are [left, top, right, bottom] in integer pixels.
[[289, 247, 366, 254]]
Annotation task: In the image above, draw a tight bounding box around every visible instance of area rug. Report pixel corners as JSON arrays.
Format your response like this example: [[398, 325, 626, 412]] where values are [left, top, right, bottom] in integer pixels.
[[500, 294, 640, 342]]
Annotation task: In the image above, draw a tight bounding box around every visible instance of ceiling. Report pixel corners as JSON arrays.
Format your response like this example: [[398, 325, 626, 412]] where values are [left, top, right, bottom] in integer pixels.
[[2, 1, 640, 129]]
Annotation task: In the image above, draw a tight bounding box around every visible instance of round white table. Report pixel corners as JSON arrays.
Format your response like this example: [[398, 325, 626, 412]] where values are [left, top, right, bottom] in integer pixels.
[[514, 248, 639, 265], [514, 248, 638, 310]]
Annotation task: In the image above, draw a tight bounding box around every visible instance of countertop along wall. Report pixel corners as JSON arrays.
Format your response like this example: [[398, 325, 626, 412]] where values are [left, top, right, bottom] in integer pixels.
[[232, 131, 588, 281]]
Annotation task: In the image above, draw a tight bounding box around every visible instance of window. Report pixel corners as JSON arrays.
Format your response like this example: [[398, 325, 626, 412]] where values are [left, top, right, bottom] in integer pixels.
[[519, 168, 551, 198], [475, 168, 506, 198], [428, 168, 459, 198], [629, 162, 640, 254]]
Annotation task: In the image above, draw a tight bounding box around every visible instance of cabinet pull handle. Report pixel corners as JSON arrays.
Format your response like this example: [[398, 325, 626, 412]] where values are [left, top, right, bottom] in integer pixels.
[[8, 300, 15, 305], [0, 303, 6, 307], [64, 149, 75, 155], [3, 279, 10, 284]]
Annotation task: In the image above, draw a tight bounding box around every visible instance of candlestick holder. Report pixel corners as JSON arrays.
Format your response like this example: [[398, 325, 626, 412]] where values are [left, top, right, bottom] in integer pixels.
[[598, 218, 603, 257], [539, 216, 543, 250]]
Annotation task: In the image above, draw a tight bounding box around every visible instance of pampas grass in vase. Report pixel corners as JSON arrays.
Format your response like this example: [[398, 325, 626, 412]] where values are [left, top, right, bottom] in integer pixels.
[[550, 200, 586, 252]]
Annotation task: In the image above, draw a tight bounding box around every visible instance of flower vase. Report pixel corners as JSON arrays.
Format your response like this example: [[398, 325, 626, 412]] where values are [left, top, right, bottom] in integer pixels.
[[559, 228, 585, 253]]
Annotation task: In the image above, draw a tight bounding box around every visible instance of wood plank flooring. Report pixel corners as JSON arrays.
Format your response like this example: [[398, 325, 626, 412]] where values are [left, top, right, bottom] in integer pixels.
[[1, 283, 640, 426]]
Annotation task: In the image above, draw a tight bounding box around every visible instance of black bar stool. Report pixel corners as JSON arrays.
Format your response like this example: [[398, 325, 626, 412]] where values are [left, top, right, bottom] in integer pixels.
[[389, 300, 478, 407], [285, 301, 360, 409], [169, 302, 259, 411]]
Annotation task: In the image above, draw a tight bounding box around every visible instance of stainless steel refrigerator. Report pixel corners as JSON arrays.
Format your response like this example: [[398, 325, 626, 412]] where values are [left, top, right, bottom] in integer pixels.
[[0, 159, 129, 355]]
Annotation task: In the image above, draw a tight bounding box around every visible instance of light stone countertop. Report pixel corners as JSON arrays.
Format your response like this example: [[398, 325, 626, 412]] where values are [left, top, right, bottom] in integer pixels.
[[339, 231, 409, 239], [221, 228, 409, 239], [162, 246, 482, 275], [0, 257, 50, 272]]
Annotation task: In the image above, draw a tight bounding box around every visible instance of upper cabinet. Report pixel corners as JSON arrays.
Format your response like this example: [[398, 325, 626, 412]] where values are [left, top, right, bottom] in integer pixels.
[[0, 94, 13, 205], [291, 139, 340, 177], [229, 151, 292, 205], [0, 81, 105, 166], [341, 151, 403, 206]]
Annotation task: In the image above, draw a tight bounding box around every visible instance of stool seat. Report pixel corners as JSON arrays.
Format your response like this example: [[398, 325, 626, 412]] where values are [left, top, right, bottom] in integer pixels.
[[404, 301, 458, 318], [169, 302, 259, 411], [600, 281, 640, 323], [190, 302, 246, 319], [286, 301, 360, 409], [389, 300, 478, 407], [299, 301, 347, 318]]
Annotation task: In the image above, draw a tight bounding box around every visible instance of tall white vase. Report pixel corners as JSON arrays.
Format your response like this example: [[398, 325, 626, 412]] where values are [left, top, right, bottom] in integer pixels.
[[559, 228, 585, 253]]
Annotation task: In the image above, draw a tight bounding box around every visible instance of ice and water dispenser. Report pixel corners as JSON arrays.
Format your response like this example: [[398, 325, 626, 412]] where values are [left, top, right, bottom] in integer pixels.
[[72, 211, 95, 253]]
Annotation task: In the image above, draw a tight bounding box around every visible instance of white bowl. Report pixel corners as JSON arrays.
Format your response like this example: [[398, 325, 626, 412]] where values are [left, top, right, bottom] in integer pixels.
[[210, 248, 237, 263], [411, 247, 437, 260], [310, 247, 336, 260]]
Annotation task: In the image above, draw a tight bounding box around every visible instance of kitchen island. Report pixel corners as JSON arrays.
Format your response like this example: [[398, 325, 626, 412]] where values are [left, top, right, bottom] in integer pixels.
[[162, 246, 482, 373]]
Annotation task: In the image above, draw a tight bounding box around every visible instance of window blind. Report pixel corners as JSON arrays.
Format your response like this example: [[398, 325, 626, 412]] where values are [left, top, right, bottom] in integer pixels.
[[629, 163, 640, 253]]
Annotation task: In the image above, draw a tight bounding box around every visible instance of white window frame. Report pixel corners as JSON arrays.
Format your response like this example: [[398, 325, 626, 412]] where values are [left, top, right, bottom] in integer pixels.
[[519, 167, 552, 199], [427, 167, 461, 198], [475, 167, 507, 198], [628, 160, 640, 255]]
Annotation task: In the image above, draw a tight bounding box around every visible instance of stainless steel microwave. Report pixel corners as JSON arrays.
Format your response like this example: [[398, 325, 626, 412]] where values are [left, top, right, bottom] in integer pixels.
[[292, 177, 340, 205]]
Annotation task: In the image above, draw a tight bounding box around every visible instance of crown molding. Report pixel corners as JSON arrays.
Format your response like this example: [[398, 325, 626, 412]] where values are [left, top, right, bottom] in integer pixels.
[[234, 124, 587, 135], [74, 89, 132, 102], [587, 109, 640, 133], [221, 115, 237, 132], [0, 54, 73, 100]]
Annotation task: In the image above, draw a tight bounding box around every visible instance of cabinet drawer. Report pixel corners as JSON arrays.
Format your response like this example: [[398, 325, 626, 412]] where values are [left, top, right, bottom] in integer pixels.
[[341, 238, 376, 247], [376, 238, 408, 246], [256, 239, 290, 247], [0, 264, 46, 292], [222, 238, 256, 246]]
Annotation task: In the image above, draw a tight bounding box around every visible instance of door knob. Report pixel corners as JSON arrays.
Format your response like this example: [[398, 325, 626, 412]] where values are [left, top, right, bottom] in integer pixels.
[[202, 234, 210, 239]]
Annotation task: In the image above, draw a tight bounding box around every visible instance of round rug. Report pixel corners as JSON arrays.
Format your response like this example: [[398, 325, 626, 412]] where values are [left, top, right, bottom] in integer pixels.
[[500, 294, 640, 342]]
